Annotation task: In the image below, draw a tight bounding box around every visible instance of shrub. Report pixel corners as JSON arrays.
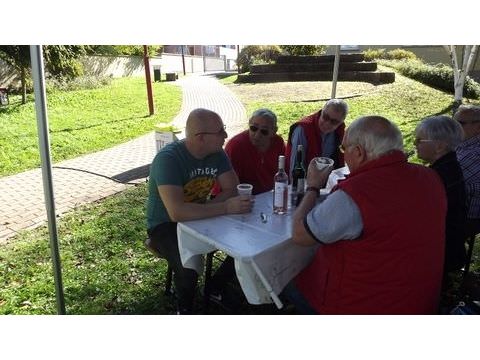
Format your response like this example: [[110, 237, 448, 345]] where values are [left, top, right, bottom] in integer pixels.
[[381, 59, 480, 99], [363, 48, 417, 61], [386, 49, 417, 61], [237, 45, 282, 73], [45, 75, 113, 93], [279, 45, 327, 56]]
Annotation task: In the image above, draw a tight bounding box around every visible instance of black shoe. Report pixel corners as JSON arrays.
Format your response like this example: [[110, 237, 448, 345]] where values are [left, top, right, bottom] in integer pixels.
[[201, 285, 244, 313]]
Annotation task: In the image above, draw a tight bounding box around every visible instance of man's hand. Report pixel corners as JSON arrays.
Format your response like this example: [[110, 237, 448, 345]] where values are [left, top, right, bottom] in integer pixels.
[[306, 159, 333, 189], [225, 195, 254, 214]]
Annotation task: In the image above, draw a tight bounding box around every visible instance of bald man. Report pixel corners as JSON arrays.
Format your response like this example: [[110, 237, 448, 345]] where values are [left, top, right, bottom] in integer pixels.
[[146, 108, 252, 314], [284, 116, 447, 314]]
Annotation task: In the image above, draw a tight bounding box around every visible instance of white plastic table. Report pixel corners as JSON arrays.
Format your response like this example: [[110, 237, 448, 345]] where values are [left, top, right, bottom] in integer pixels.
[[177, 191, 318, 309]]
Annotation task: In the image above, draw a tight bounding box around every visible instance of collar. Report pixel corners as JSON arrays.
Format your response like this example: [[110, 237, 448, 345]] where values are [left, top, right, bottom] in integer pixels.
[[346, 150, 407, 179]]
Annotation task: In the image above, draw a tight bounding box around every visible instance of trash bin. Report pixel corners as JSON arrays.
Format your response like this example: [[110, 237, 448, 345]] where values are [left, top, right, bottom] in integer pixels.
[[165, 72, 177, 81], [154, 123, 182, 152], [0, 87, 9, 106], [153, 65, 161, 82]]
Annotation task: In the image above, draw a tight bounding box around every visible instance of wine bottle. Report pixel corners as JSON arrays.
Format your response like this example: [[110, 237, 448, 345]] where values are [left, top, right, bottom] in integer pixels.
[[291, 144, 306, 206], [273, 155, 288, 214]]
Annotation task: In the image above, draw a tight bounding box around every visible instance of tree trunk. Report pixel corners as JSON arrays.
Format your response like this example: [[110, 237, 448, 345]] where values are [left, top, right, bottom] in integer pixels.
[[445, 45, 479, 105]]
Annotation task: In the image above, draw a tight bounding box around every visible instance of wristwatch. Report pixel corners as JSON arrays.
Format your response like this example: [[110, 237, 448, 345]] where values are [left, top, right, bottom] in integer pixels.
[[305, 186, 320, 197]]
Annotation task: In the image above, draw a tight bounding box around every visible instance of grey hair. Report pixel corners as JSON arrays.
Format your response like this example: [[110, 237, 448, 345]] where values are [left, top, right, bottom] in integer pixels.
[[453, 104, 480, 123], [346, 115, 404, 159], [249, 108, 278, 128], [323, 99, 349, 119], [416, 115, 464, 151]]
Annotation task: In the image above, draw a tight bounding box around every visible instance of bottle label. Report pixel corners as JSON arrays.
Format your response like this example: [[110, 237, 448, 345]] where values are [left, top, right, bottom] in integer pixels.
[[274, 182, 287, 207], [297, 178, 305, 193]]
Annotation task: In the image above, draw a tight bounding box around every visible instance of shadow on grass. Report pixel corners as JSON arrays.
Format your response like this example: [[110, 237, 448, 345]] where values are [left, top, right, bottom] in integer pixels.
[[49, 115, 151, 134], [427, 102, 456, 117]]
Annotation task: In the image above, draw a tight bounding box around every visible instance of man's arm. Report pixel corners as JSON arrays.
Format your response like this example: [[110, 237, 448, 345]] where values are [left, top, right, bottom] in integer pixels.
[[210, 169, 239, 203], [158, 181, 250, 222], [292, 160, 331, 246]]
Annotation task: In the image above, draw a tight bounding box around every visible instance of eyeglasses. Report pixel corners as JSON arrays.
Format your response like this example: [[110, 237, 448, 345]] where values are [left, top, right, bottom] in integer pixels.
[[457, 120, 476, 126], [195, 124, 226, 136], [323, 112, 342, 126], [249, 125, 270, 136], [339, 144, 354, 153], [414, 138, 435, 146]]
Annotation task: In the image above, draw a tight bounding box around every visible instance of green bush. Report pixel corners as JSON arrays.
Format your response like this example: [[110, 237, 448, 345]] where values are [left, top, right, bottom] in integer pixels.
[[279, 45, 327, 56], [237, 45, 282, 73], [363, 48, 417, 61], [381, 59, 480, 99], [363, 48, 386, 61], [45, 75, 113, 93]]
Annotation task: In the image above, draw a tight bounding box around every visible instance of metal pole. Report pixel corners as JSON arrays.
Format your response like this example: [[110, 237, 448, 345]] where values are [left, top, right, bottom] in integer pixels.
[[202, 46, 206, 73], [181, 46, 186, 75], [237, 45, 240, 75], [29, 45, 66, 315], [143, 45, 155, 115], [331, 45, 341, 99]]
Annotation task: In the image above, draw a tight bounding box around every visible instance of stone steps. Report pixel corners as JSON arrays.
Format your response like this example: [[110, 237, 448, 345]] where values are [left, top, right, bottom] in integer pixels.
[[251, 61, 377, 73], [238, 54, 395, 85], [238, 71, 395, 84]]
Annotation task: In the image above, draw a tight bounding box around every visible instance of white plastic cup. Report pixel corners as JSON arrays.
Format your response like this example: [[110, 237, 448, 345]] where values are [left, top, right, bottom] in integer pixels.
[[313, 157, 334, 171], [237, 183, 253, 196]]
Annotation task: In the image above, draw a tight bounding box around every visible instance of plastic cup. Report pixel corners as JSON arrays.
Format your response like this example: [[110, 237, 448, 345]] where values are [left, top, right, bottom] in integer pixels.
[[313, 157, 334, 171], [237, 183, 253, 196]]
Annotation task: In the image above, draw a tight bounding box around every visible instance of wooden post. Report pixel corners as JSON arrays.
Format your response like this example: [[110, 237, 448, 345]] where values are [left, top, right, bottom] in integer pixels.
[[143, 45, 155, 116]]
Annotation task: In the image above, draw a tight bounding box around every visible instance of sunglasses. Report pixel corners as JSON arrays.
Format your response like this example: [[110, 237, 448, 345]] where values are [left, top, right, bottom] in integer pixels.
[[249, 125, 270, 136], [323, 112, 342, 126], [195, 124, 226, 136]]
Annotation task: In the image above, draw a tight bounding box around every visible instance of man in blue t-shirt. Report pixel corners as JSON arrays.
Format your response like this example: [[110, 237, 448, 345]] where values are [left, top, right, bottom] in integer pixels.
[[146, 108, 252, 314]]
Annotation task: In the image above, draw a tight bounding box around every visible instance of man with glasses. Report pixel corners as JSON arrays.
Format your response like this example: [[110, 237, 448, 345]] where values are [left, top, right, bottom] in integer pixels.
[[146, 108, 253, 314], [454, 105, 480, 236], [285, 99, 348, 177], [283, 115, 447, 314], [222, 108, 285, 194]]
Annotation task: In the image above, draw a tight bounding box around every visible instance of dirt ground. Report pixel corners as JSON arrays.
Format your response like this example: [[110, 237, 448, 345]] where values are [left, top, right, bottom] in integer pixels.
[[225, 81, 378, 104]]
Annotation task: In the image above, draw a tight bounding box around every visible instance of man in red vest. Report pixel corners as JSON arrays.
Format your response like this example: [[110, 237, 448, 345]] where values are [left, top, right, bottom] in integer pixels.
[[285, 115, 447, 314], [285, 99, 348, 177]]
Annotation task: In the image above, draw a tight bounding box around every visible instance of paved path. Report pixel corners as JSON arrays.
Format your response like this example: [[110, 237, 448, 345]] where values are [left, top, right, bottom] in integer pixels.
[[0, 73, 247, 243]]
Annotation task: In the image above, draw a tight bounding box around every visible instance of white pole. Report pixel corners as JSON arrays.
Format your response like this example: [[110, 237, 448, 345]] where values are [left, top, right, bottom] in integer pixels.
[[331, 45, 341, 99], [30, 45, 66, 315]]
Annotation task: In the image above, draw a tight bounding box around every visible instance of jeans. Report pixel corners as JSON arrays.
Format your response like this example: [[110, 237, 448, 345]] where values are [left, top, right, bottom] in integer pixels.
[[280, 281, 318, 315], [147, 222, 235, 312]]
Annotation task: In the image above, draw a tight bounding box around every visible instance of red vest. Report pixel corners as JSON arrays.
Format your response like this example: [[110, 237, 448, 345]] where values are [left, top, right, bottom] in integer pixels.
[[295, 151, 447, 314], [285, 111, 345, 174]]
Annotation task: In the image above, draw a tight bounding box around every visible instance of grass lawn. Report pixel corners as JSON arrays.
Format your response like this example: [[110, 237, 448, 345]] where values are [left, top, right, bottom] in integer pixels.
[[1, 70, 479, 314], [0, 77, 182, 177]]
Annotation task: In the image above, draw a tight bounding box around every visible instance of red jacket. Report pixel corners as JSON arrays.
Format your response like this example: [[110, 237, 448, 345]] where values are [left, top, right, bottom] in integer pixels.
[[285, 111, 345, 174], [225, 130, 285, 194], [295, 151, 447, 314]]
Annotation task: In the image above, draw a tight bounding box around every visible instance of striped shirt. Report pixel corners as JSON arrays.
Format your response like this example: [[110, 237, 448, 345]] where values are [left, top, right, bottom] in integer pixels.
[[457, 134, 480, 219]]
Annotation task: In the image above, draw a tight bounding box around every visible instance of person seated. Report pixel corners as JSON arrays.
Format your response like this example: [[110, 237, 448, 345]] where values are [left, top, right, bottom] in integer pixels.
[[283, 115, 447, 314], [285, 99, 348, 177], [146, 108, 253, 314], [454, 105, 480, 237], [223, 108, 285, 195], [415, 115, 467, 275]]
